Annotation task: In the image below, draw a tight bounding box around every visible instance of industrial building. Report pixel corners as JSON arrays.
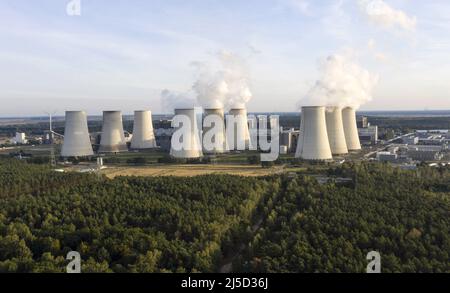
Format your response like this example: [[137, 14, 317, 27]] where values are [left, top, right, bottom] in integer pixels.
[[377, 151, 398, 162], [325, 107, 348, 155], [295, 106, 333, 161], [280, 128, 299, 154], [61, 111, 94, 157], [98, 111, 128, 153], [203, 108, 227, 154], [342, 107, 362, 151], [170, 108, 203, 159], [130, 110, 157, 150], [359, 125, 378, 145], [228, 107, 251, 151], [357, 116, 369, 129], [402, 136, 419, 145], [407, 148, 444, 161], [12, 132, 27, 144]]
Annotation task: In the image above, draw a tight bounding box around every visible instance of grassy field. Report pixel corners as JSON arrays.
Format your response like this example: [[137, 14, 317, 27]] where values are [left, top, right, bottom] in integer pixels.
[[98, 164, 297, 178]]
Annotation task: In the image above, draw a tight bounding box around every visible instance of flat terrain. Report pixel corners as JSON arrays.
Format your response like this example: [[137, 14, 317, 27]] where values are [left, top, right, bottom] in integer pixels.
[[99, 164, 291, 178]]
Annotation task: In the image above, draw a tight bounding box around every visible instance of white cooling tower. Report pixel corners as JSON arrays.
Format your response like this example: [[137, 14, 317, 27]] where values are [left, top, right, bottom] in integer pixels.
[[99, 111, 128, 153], [203, 108, 227, 154], [170, 108, 203, 159], [131, 110, 157, 149], [342, 107, 362, 151], [228, 107, 251, 151], [295, 106, 333, 161], [61, 111, 94, 157], [326, 107, 348, 155]]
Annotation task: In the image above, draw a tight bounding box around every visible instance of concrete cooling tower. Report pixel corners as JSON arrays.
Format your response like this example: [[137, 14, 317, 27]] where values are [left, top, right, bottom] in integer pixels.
[[228, 107, 251, 151], [342, 107, 362, 151], [130, 110, 157, 149], [295, 106, 333, 161], [61, 111, 94, 157], [326, 107, 348, 155], [99, 111, 128, 153], [203, 108, 227, 154], [170, 108, 203, 159]]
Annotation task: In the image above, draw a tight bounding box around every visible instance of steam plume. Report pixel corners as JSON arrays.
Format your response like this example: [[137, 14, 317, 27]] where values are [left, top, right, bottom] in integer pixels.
[[192, 50, 252, 109], [301, 53, 379, 109]]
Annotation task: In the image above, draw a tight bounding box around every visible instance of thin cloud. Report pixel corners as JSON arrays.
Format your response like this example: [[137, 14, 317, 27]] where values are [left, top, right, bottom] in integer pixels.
[[359, 0, 417, 31]]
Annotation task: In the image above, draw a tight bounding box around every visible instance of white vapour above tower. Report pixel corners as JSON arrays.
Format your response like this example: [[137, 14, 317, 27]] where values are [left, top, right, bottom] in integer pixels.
[[170, 108, 203, 159], [131, 110, 157, 149], [61, 111, 94, 157], [99, 111, 128, 153], [301, 53, 379, 109], [295, 106, 332, 161], [192, 50, 252, 110], [326, 107, 348, 155], [342, 107, 362, 151]]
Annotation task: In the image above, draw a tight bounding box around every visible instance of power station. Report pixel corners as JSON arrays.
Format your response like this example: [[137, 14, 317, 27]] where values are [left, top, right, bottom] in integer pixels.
[[326, 107, 348, 155], [99, 111, 128, 153], [342, 107, 362, 151], [228, 107, 251, 151], [61, 111, 94, 157], [170, 108, 203, 159], [203, 108, 227, 154], [131, 110, 157, 150], [295, 106, 333, 161], [51, 103, 364, 164]]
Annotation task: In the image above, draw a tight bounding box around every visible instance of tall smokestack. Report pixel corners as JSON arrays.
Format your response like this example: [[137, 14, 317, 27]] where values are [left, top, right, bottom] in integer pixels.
[[295, 106, 332, 160], [326, 107, 348, 155], [170, 108, 203, 159], [342, 107, 361, 151], [61, 111, 94, 157], [131, 110, 157, 150], [228, 107, 251, 151], [99, 111, 128, 153], [203, 108, 227, 154]]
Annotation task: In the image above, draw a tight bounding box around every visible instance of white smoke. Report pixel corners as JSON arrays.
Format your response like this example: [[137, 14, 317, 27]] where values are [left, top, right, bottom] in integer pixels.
[[301, 53, 379, 109], [192, 50, 252, 110], [160, 89, 197, 113], [358, 0, 416, 31]]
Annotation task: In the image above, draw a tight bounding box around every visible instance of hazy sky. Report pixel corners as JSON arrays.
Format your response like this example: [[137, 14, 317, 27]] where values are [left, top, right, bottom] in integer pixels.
[[0, 0, 449, 116]]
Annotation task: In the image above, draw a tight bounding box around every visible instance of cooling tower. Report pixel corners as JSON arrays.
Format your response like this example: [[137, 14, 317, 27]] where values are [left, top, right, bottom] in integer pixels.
[[342, 107, 362, 151], [61, 111, 94, 157], [203, 108, 227, 154], [170, 108, 203, 158], [130, 110, 157, 149], [98, 111, 128, 153], [326, 107, 348, 155], [228, 107, 251, 151], [295, 106, 333, 160]]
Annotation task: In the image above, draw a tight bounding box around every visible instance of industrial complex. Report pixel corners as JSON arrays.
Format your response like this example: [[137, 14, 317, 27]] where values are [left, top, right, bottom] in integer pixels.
[[2, 105, 449, 170]]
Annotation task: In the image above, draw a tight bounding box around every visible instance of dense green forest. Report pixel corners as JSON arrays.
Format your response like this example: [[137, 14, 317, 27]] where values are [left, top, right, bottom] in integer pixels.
[[0, 159, 448, 273]]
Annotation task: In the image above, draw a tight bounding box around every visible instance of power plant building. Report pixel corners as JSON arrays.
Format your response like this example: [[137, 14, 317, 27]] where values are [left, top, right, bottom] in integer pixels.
[[342, 107, 362, 151], [170, 108, 203, 159], [61, 111, 94, 157], [203, 108, 227, 154], [99, 111, 128, 153], [131, 110, 157, 149], [228, 107, 251, 151], [295, 106, 333, 161], [325, 107, 348, 155]]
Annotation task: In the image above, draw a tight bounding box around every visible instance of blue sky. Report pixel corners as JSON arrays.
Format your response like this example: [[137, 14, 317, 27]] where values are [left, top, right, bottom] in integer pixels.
[[0, 0, 449, 116]]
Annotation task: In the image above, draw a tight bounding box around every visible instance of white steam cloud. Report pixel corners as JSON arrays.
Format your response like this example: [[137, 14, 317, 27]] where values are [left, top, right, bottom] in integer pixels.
[[359, 0, 416, 31], [192, 50, 252, 110], [160, 89, 196, 113], [301, 54, 379, 109]]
